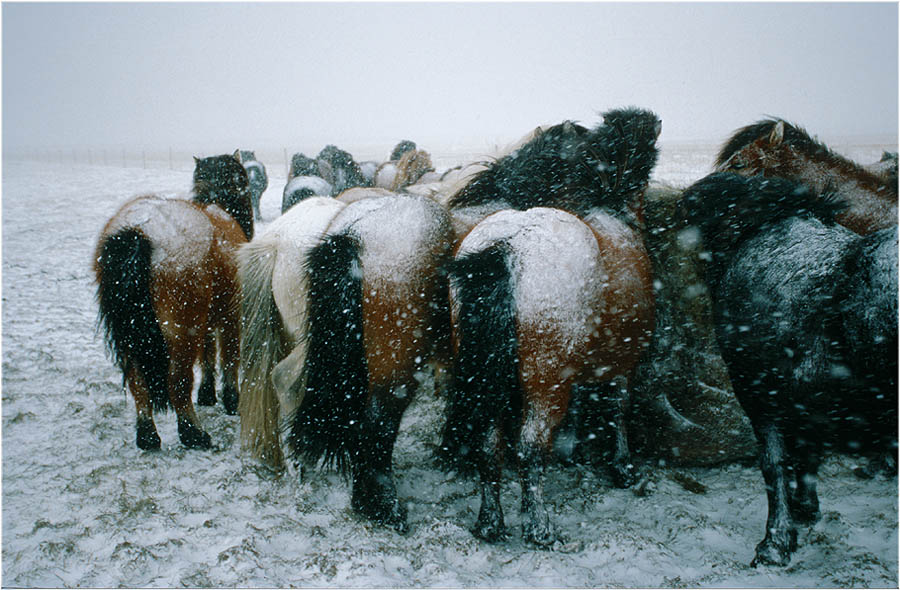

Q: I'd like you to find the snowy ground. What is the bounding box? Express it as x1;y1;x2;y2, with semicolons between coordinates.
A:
2;141;897;587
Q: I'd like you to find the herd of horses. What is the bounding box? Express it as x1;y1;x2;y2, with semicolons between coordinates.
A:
93;109;898;567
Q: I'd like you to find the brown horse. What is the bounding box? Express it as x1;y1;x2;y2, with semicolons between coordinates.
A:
95;152;253;450
440;107;660;547
239;192;454;532
715;118;898;234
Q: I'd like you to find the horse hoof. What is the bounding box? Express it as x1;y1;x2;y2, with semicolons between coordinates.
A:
177;417;212;449
352;492;408;533
472;521;508;544
751;538;793;567
136;418;161;451
523;523;559;549
611;463;638;488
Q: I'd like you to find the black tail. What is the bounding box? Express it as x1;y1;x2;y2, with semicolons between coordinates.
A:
96;228;169;412
287;233;367;475
440;243;520;475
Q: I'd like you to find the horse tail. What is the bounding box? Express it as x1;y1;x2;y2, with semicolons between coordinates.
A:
680;173;847;265
287;232;368;475
236;236;287;468
440;242;520;475
95;228;170;413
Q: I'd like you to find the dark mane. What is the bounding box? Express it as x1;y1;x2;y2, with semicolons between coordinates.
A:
717;118;834;168
448;107;660;219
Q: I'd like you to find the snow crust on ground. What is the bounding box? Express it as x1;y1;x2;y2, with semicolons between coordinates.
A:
2;140;897;587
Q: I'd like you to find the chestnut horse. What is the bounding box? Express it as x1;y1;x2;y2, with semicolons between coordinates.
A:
715;118;898;235
95;152;253;450
678;172;898;567
238;192;454;532
441;107;661;547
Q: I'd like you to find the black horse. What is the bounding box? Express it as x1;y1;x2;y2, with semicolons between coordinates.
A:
677;172;898;567
240;150;268;222
316;144;370;195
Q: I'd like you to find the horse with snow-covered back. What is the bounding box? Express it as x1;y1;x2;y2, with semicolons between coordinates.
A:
677;172;897;567
440;107;661;547
715;117;897;235
282;153;332;214
238;189;454;532
240;150;268;221
94;152;254;450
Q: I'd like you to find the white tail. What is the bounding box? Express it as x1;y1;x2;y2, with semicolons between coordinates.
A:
237;236;288;469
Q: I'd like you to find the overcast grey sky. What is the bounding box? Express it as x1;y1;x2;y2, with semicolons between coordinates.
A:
3;2;897;152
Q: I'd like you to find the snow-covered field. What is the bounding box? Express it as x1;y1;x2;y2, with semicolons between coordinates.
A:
2;141;897;587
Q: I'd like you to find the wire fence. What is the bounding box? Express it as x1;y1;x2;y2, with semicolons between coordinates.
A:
3;143;503;176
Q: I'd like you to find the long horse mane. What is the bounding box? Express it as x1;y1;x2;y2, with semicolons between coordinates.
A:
716;117;862;172
448;107;660;220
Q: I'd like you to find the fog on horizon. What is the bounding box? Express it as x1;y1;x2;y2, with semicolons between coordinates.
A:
3;2;898;155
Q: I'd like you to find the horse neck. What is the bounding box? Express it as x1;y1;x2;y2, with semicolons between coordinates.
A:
778;147;898;234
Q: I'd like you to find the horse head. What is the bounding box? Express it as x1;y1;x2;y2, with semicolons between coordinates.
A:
192;151;254;240
714;119;801;176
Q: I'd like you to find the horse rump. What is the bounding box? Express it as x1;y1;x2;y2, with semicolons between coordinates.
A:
94;227;169;414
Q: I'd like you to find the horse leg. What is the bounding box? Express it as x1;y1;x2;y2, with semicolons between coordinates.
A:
787;432;821;524
752;422;797;567
350;384;409;533
572;379;636;487
196;332;217;407
472;424;507;543
599;377;636;488
218;309;241;416
169;345;212;450
518;395;569;548
126;367;161;451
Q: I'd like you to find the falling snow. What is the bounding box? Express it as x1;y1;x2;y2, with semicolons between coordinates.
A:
2;141;896;587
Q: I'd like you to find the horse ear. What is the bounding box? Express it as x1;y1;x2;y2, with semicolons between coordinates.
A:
768;121;785;146
194;156;200;165
233;150;242;163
